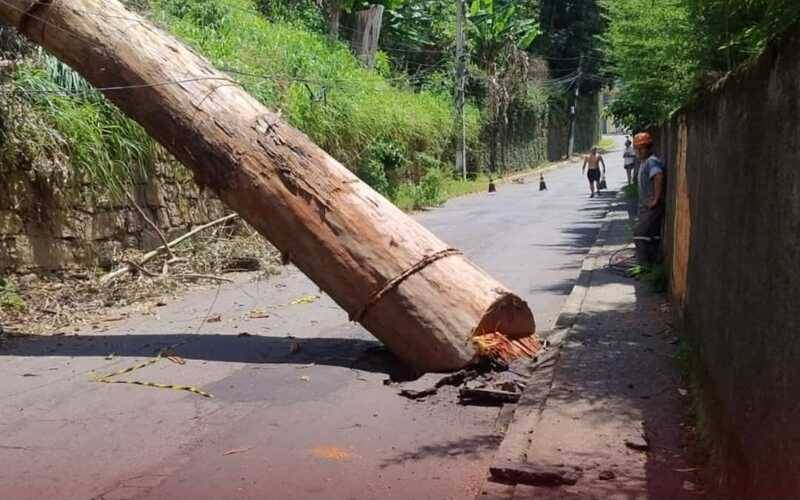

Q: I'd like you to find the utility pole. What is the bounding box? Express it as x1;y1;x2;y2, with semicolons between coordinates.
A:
455;0;467;180
567;55;583;158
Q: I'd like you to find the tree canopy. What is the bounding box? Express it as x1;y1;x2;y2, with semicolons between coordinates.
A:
602;0;800;131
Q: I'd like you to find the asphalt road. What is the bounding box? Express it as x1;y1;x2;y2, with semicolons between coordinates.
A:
0;137;629;500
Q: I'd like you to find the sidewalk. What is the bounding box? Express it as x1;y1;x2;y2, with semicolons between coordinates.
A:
480;210;702;499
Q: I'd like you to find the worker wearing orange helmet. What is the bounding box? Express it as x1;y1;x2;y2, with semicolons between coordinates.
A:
633;132;666;265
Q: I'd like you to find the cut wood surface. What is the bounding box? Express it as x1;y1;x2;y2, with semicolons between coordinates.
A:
0;0;536;371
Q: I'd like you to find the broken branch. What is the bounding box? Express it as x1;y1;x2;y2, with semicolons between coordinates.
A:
99;214;239;286
125;190;175;261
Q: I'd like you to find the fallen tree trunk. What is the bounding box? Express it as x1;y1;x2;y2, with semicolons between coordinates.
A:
0;0;536;372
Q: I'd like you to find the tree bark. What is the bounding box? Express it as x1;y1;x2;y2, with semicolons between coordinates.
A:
350;5;384;69
0;0;536;372
327;4;341;41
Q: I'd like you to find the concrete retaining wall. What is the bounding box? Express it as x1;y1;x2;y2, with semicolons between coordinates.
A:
659;27;800;497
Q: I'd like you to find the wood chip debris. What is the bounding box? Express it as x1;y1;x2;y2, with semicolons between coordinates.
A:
394;343;555;406
473;332;542;364
458;388;521;406
247;308;270;319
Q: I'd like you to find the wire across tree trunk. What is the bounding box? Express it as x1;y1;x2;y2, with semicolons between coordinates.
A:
0;0;537;372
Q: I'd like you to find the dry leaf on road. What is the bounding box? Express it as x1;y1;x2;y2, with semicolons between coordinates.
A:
248;308;270;319
290;295;319;305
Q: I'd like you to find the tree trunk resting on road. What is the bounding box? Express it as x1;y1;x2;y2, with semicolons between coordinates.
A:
0;0;538;372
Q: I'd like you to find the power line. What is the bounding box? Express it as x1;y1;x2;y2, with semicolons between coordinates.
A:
1;76;237;95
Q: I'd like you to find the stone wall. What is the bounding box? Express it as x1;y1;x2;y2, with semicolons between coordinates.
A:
0;161;227;274
658;27;800;498
547;92;602;161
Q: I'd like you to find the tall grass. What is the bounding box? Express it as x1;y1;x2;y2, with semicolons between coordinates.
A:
150;0;480;171
2;0;479;206
7;54;157;199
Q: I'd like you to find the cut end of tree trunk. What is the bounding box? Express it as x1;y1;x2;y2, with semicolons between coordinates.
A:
474;293;536;340
473;332;543;364
471;293;540;364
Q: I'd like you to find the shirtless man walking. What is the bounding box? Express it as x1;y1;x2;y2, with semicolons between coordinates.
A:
581;147;606;198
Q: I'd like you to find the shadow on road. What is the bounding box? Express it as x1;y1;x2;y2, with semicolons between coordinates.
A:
1;332;419;379
380;434;502;469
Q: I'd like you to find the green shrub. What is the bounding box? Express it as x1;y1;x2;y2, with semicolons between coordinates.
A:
415;166;446;207
0;277;26;312
413;152;442;175
363;140;408;174
254;0;325;32
629;262;669;293
622;183;639;201
360;139;408;194
163;0;231;30
358;159;391;196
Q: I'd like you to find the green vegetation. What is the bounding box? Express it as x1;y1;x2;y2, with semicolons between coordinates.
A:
629;262;668;293
1;0;605;210
8;55;157;198
602;0;800;130
0;277;26;312
601;0;696;131
687;0;800;74
622;182;638;201
153;0;480;171
595;136;615;152
0;0;486;207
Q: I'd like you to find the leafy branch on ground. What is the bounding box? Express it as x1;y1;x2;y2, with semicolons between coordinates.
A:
622;183;638;201
628;262;668;293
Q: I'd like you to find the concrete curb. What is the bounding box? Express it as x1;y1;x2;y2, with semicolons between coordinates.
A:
478;209;618;499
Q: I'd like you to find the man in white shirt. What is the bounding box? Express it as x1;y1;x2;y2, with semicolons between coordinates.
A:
623;137;636;185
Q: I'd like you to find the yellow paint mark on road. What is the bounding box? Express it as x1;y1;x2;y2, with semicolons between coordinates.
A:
312;446;353;462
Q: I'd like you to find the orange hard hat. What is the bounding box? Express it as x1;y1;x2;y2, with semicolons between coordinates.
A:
633;132;653;147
